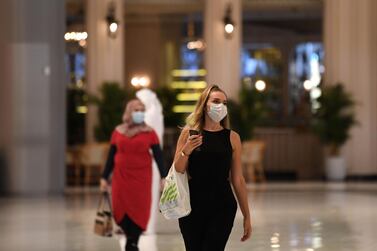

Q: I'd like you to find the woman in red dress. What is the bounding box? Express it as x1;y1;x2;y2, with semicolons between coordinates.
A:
100;99;167;251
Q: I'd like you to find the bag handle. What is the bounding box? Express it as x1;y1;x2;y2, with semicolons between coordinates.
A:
97;191;113;213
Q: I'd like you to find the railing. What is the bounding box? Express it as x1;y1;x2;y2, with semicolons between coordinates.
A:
162;127;324;180
253;127;323;179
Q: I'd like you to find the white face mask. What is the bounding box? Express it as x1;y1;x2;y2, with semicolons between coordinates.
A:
207;103;227;123
131;111;145;124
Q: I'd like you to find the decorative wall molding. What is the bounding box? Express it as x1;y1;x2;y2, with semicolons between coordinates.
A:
124;0;322;15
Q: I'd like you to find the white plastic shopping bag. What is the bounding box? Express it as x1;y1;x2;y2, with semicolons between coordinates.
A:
159;163;191;219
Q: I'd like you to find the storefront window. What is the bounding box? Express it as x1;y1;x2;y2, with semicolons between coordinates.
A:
241;44;284;125
289;42;324;120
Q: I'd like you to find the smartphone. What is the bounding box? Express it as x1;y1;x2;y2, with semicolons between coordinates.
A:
189;129;200;136
189;130;201;151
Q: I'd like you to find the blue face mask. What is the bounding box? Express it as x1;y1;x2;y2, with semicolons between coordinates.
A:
131;111;145;124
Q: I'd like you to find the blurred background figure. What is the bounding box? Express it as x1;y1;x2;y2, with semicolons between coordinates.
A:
136;88;164;237
100;99;167;251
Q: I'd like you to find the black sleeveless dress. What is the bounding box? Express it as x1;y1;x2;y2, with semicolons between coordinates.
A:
178;128;237;251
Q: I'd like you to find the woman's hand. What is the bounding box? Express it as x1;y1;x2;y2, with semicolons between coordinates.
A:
100;178;109;192
182;134;203;155
241;216;252;241
174;129;202;173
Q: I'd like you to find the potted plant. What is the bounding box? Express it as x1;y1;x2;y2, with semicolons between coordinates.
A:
228;82;269;141
90;82;135;142
227;82;270;182
311;83;357;181
155;86;184;128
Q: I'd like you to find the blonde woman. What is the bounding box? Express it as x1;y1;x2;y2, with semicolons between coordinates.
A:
174;85;252;250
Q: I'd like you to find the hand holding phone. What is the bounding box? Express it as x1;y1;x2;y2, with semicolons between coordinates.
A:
189;130;201;151
189;130;200;136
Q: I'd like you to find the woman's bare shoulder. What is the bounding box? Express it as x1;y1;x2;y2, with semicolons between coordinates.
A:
230;130;241;140
230;130;241;150
115;124;123;131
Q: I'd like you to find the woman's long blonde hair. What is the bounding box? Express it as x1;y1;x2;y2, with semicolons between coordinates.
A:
185;85;230;131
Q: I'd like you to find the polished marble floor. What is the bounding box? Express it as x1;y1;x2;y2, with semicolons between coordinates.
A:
0;182;376;251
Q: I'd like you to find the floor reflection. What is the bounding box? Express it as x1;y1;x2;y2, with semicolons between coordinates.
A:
0;183;376;251
117;234;159;251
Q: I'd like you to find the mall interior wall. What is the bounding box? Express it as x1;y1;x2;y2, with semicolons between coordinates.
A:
0;0;66;195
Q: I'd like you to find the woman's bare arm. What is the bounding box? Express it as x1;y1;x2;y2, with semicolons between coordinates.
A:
173;128;202;173
230;130;252;241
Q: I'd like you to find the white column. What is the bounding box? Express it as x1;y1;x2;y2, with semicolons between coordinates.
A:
204;0;242;100
86;0;125;142
324;0;377;176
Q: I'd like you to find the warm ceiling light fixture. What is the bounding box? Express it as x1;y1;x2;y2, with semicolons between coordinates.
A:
106;2;119;38
255;80;266;92
64;32;88;41
131;75;151;88
185;18;206;51
223;3;235;39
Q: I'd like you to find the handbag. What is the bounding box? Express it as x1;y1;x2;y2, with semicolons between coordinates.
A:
159;163;191;220
94;191;113;237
